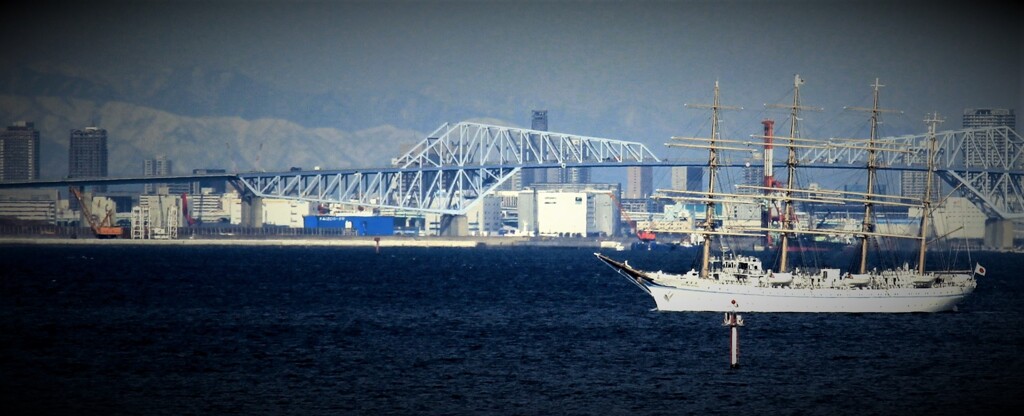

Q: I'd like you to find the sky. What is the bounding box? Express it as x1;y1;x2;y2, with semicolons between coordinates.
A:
2;0;1021;187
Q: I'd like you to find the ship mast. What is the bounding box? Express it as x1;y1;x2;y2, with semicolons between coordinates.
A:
685;81;741;278
917;113;942;274
702;82;723;279
766;74;821;272
851;78;900;274
779;77;801;271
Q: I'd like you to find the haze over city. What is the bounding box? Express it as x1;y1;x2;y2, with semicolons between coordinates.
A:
1;0;1020;189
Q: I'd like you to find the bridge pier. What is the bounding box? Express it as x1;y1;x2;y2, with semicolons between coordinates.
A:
983;218;1014;250
241;195;263;228
439;214;468;237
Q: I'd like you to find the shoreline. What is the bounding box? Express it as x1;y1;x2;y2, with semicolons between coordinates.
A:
0;235;611;248
3;236;1015;253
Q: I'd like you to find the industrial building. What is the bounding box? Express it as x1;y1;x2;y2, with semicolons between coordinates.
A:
260;198;312;228
184;190;233;224
907;196;986;240
414;194;504;236
465;194;503;235
0;189;59;223
516;183;619;237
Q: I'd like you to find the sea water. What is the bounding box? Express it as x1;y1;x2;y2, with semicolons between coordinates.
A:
1;244;1021;415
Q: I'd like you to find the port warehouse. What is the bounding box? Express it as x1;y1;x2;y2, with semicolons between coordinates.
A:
303;215;395;236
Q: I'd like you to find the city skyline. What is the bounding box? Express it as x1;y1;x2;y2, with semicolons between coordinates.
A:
0;1;1020;189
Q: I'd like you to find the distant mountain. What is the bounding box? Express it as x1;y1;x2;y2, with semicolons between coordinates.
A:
0;63;539;182
0;61;634;185
0;94;427;179
1;63;477;131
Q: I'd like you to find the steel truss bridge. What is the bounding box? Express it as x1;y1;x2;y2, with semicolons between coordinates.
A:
798;126;1024;220
235;122;660;215
233;123;1024;220
2;122;1022;220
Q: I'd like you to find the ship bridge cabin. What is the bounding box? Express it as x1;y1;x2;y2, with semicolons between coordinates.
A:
712;254;766;280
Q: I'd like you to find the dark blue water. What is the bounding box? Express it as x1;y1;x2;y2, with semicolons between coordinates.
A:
1;244;1022;415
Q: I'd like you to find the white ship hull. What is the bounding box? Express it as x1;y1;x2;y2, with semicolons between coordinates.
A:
646;281;974;313
595;253;977;313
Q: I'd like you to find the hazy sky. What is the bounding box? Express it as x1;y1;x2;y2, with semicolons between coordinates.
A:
3;0;1021;184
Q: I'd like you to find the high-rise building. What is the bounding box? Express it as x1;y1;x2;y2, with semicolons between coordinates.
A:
531;109;548;131
670;167;686;190
626;166;652;199
0;121;40;182
143;155;189;195
562;165;591;185
143;155;171;194
962;108;1016;167
532;110;557;183
499;170;524;192
531;110;559;184
963;108;1015;130
903;108;1016;199
667;167;684;190
68;127;108;192
671;166;704;192
739;160;765;195
671;165;704;191
688;167;704;192
527;110;591;184
501;111;548;191
532;109;548;130
901;170;940;201
561;163;591;184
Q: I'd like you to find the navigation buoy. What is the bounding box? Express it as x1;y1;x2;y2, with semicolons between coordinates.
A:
723;299;744;369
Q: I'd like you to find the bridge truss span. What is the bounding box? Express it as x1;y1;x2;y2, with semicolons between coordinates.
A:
236;166;518;215
237;122;659;215
799;126;1024;219
393;122;659;168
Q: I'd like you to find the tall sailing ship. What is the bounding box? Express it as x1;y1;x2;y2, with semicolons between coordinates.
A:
596;76;980;313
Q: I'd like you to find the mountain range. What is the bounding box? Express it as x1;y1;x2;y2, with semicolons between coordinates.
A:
0;63;490;179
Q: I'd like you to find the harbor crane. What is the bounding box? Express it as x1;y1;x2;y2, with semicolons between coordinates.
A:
610;192;656;243
69;186;123;238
